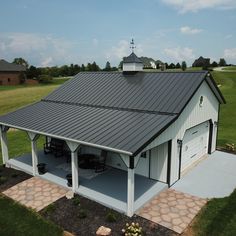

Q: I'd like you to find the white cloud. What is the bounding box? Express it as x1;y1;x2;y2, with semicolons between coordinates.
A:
162;0;236;13
41;57;53;67
0;32;76;66
92;38;98;46
164;47;195;62
180;26;203;35
106;40;143;60
225;34;233;39
224;48;236;60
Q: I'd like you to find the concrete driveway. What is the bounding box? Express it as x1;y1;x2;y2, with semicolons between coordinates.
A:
172;151;236;198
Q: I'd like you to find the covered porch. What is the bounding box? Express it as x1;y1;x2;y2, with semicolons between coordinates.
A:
6;150;167;213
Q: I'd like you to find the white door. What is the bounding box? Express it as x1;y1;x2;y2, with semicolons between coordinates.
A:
150;142;168;182
181;121;209;172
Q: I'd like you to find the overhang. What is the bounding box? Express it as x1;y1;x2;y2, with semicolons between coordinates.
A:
0;101;176;156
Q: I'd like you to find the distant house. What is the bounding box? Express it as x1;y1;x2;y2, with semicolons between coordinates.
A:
0;52;225;216
0;59;26;85
192;56;210;68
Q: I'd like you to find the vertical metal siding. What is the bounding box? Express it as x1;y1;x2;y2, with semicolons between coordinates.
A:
144;81;219;185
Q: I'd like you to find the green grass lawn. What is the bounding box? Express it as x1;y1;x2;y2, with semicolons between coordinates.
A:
193;189;236;236
0;194;62;236
211;71;236;147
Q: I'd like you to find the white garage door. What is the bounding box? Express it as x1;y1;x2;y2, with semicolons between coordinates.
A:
181;121;209;172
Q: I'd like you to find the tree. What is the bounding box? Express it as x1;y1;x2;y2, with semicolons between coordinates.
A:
169;63;175;69
104;61;111;71
165;63;169;69
219;58;227;67
176;63;181;69
12;57;29;68
81;64;86;71
90;62;100;71
26;65;40;79
211;61;218;68
181;61;187;71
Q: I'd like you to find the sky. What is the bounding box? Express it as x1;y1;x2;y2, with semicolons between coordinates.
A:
0;0;236;67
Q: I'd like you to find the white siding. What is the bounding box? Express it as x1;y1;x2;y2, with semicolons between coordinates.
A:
144;81;219;185
123;63;143;72
150;142;168;182
135;151;150;177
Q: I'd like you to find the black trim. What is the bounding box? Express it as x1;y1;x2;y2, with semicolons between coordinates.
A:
208;119;213;154
129;156;134;169
216;103;221;150
148;150;151;179
167;140;172;186
207;73;226;104
177;139;183;180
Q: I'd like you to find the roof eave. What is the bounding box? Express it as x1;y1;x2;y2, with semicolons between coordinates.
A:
0;121;133;156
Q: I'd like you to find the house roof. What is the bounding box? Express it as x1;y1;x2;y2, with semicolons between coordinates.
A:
123;52;143;64
0;71;225;156
0;59;26;72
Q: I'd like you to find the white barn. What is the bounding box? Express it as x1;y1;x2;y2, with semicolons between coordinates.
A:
0;52;225;216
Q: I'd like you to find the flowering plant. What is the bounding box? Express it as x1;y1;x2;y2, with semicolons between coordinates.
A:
121;222;143;236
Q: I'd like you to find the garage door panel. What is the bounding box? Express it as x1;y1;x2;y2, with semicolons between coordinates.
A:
181;121;209;172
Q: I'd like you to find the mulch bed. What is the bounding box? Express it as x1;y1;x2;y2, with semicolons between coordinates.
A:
0;165;177;236
0;165;31;192
40;195;177;236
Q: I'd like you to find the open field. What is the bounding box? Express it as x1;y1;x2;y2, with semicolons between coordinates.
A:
211;71;236;147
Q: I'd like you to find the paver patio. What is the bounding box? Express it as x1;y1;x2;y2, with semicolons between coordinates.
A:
3;176;67;211
137;189;207;234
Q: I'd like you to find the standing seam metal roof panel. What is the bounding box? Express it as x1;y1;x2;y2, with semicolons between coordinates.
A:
0;101;177;154
44;71;209;114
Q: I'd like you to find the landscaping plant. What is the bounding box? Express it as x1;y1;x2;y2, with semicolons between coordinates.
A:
122;222;143;236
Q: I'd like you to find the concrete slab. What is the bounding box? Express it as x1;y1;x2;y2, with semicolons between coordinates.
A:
172;151;236;198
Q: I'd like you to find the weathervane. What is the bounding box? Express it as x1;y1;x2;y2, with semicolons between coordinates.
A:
130;38;136;53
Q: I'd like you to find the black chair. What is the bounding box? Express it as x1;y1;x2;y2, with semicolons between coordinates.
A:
93;150;107;173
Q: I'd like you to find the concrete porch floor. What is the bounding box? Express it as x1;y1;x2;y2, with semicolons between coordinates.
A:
172;151;236;198
7;150;167;213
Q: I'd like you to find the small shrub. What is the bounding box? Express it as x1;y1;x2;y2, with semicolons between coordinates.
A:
11;172;18;178
38;74;53;84
0;176;8;185
122;222;143;236
78;209;87;219
106;211;118;223
42;203;56;214
72;196;80;206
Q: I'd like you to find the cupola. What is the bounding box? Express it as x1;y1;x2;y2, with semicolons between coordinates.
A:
122;39;143;73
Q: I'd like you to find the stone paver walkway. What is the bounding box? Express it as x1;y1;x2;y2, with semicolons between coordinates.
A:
3;177;67;211
137;189;207;234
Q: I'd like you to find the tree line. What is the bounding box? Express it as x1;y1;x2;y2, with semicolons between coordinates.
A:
12;58;118;82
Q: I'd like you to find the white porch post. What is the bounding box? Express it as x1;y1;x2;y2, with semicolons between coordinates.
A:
27;132;40;176
66;141;80;192
0;126;9;165
120;154;138;217
127;166;135;217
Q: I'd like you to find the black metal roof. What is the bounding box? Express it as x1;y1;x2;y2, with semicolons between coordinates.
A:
0;71;225;155
0;59;26;72
0;101;176;155
123;52;143;64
